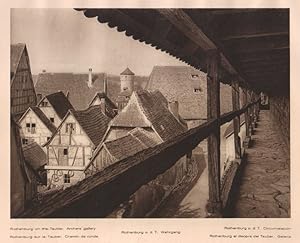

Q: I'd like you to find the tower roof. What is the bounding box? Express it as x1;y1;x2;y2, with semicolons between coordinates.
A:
120;67;135;75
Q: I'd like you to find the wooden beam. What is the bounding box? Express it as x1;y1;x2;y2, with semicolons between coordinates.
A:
206;50;222;217
221;31;288;41
158;9;216;50
232;80;241;159
238;55;289;64
232;45;289;55
242;88;251;147
158;9;242;77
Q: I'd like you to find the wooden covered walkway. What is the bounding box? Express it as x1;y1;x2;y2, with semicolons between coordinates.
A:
232;110;290;217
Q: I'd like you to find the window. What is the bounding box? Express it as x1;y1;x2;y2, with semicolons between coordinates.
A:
31;123;36;134
194;88;202;93
26;123;36;133
26;123;31;132
66;123;76;133
64;174;70;183
41;101;48;107
123;87;128;91
50;117;54;123
191;74;199;79
22;138;28;145
63;149;68;155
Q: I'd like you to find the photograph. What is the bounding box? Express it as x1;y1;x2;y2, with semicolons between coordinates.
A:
10;8;290;220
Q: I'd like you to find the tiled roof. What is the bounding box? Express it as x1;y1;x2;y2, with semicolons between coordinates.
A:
72;106;111;147
43;91;74;120
35;72;120;110
22;142;47;170
104;128;159;161
111;90;187;142
146;66;207;120
111;101;150;128
129;128;160;147
146;66;233;120
35;73;148;110
30;107;56;134
135;90;187;141
11;43;26;82
120;67;135;75
89;92;117;118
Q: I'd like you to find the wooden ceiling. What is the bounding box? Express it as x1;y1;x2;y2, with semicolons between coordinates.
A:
76;9;289;95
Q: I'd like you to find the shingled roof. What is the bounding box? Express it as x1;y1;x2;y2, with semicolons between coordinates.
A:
146;66;207;120
111;90;187;142
23;142;47;171
20;107;56;134
11;43;26;82
89;128;160;167
35;72;120;110
146;66;233;120
71;106;111;147
88;92;117;118
40;91;74;120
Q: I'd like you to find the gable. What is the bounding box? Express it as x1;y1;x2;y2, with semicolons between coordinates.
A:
19;108;53;133
111;93;151;128
47;112;92;146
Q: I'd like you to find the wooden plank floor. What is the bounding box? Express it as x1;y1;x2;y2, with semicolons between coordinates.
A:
233;110;290;218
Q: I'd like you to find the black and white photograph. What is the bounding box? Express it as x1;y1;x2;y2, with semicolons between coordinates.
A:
9;8;291;220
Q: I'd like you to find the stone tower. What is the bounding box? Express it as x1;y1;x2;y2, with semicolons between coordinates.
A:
120;67;135;93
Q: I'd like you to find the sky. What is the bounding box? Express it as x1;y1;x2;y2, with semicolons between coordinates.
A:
11;8;187;76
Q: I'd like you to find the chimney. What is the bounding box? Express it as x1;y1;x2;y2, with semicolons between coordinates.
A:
100;97;106;114
168;101;179;119
103;73;107;95
88;68;93;88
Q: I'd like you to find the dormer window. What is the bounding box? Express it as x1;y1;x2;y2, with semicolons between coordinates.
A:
191;74;199;79
123;87;128;91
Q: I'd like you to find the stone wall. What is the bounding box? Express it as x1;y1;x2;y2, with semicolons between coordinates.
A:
269;95;290;151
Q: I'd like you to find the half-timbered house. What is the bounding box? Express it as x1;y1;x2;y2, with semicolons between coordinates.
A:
11;43;37;116
37;91;74;128
44;105;111;188
18;106;56;147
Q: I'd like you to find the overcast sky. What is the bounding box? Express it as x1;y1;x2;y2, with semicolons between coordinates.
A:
11;8;186;76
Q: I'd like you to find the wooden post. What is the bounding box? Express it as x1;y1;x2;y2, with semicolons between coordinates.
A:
254;93;260;122
206;50;222;217
242;88;251;148
248;90;255;135
47;146;49;164
231;79;241;160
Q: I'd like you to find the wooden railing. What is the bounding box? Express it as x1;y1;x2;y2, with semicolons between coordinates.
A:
20;98;259;218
